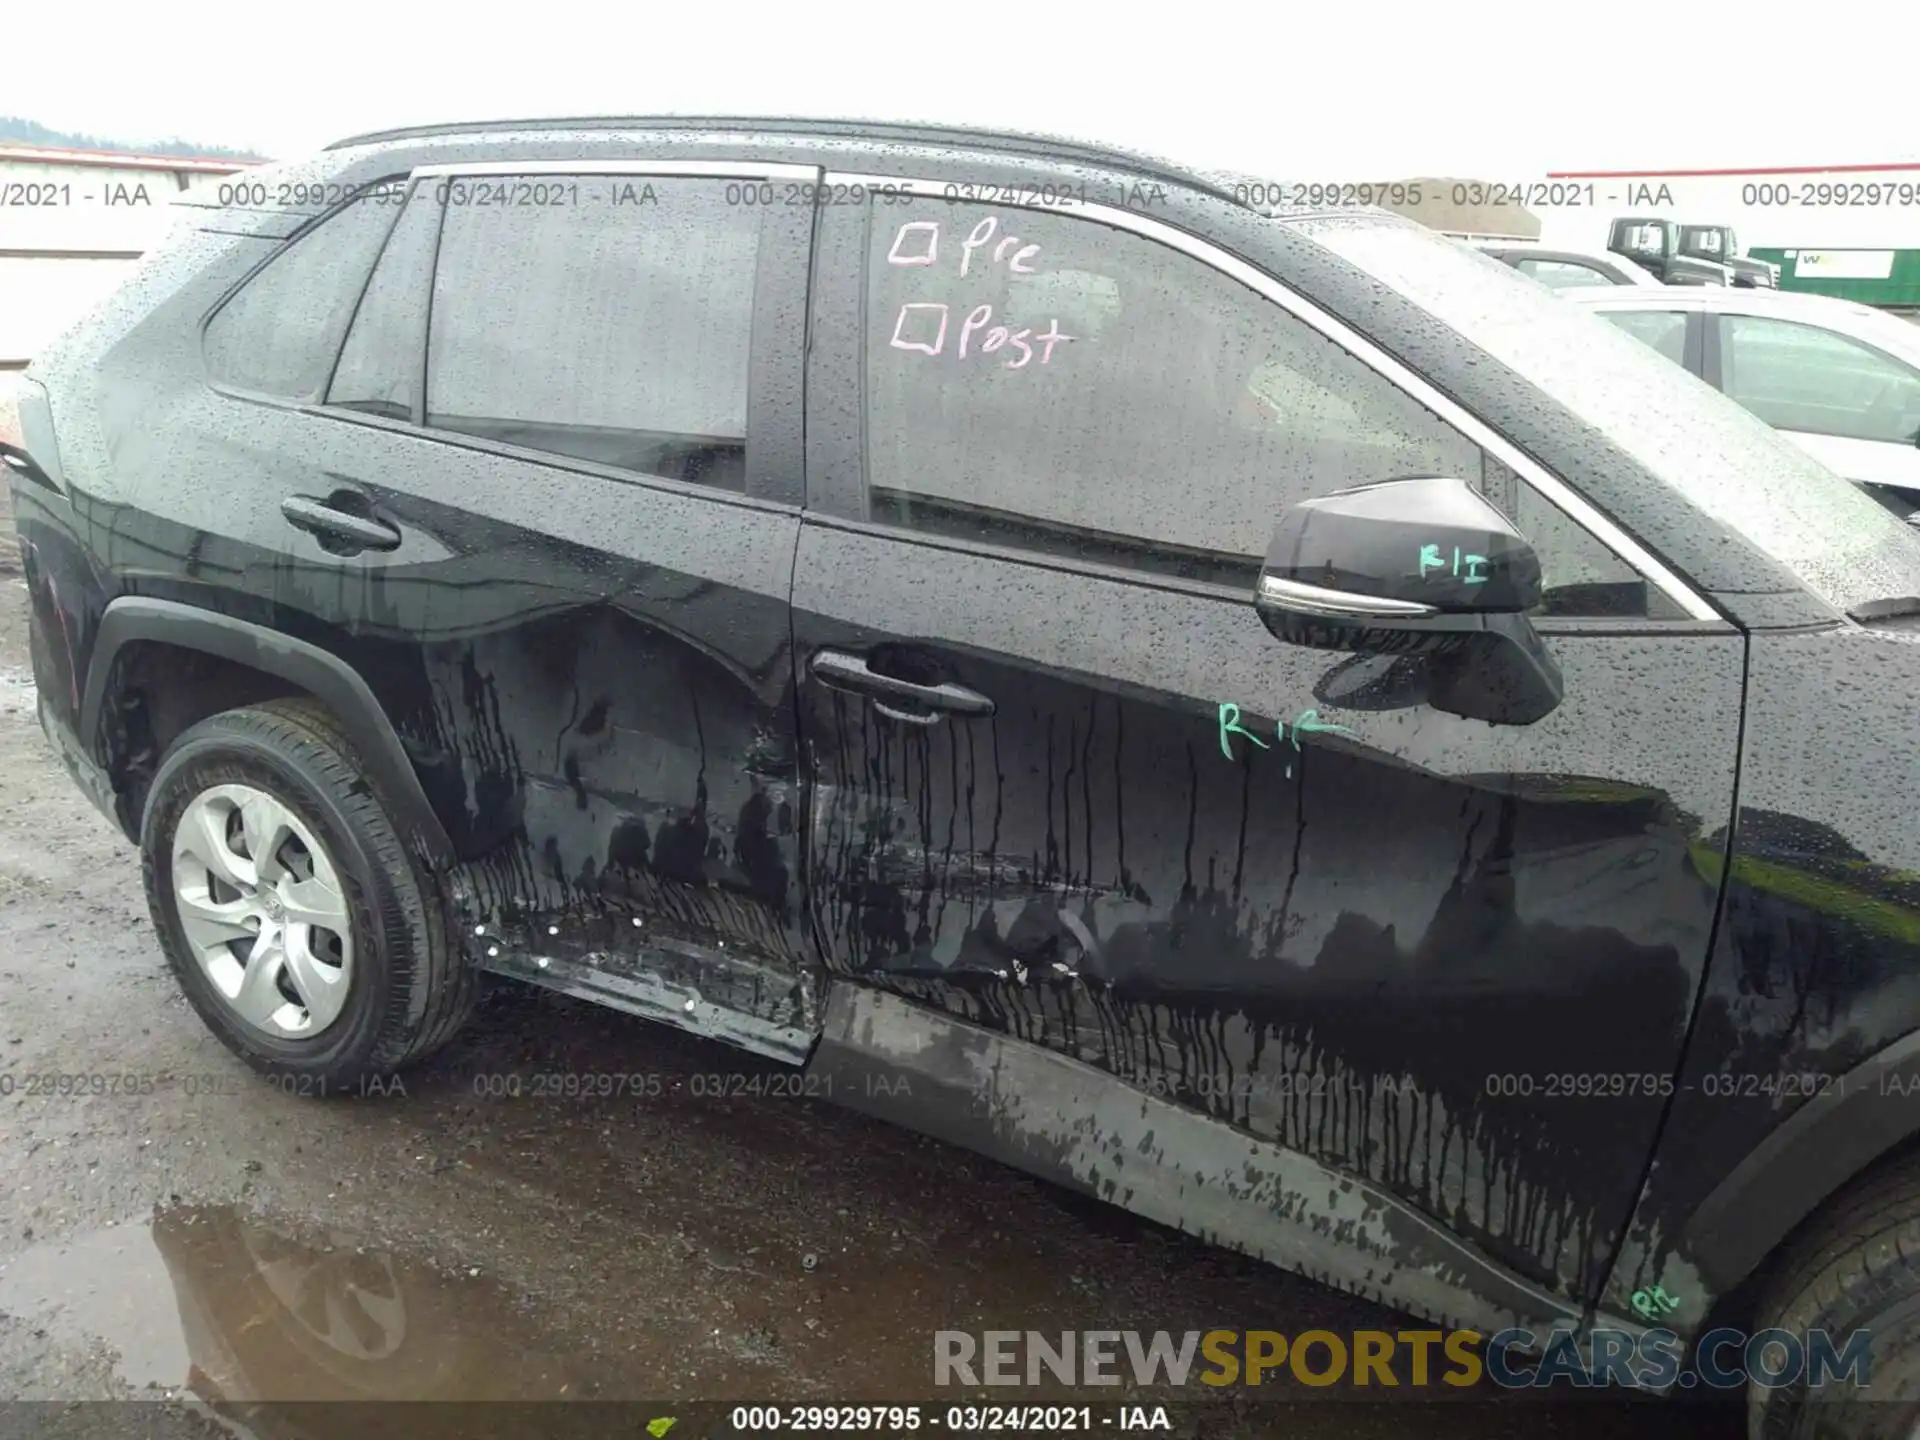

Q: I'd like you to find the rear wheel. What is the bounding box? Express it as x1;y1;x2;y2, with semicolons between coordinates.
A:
141;698;474;1088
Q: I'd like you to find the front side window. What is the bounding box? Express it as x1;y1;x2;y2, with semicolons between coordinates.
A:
203;185;405;400
1597;309;1689;367
425;176;760;488
1296;212;1920;617
1720;315;1920;445
860;198;1668;615
1612;223;1667;260
864;198;1477;581
1683;227;1725;257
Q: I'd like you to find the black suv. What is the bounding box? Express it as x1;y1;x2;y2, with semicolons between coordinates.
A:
11;117;1920;1435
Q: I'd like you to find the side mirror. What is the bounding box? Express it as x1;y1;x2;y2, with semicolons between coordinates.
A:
1254;476;1564;726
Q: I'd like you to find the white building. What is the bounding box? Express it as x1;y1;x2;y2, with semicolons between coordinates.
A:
0;144;259;370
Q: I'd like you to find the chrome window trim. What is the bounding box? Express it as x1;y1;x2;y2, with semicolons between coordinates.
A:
1258;576;1439;619
410;159;818;181
827;169;1722;624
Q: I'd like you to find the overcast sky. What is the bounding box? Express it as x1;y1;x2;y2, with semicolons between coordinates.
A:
11;3;1919;176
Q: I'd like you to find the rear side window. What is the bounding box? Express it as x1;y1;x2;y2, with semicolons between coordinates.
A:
203;186;404;401
423;176;760;489
1597;309;1689;367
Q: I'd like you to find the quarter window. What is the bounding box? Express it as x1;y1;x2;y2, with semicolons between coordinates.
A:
424;176;760;488
204;185;405;400
860;198;1674;616
1720;315;1920;445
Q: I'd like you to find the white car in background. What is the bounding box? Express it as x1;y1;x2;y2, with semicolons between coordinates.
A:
1566;284;1920;519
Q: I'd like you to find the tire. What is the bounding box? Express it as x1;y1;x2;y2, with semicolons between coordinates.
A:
1749;1148;1920;1439
141;697;474;1089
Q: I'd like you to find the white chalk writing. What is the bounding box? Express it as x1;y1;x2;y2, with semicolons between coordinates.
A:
887;302;1073;367
890;302;949;356
888;217;1042;279
887;221;941;267
885;216;1075;369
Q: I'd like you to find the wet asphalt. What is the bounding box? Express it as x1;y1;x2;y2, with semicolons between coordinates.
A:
0;488;1742;1439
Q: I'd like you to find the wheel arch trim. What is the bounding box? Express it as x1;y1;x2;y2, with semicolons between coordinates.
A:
80;596;455;860
1680;1026;1920;1294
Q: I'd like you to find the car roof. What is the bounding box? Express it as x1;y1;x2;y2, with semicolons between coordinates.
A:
323;113;1278;215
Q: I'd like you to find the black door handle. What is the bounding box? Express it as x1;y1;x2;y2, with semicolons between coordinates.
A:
282;494;403;553
811;650;995;720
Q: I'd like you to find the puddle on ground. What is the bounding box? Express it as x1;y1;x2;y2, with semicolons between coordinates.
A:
0;1200;1743;1440
0;1204;612;1407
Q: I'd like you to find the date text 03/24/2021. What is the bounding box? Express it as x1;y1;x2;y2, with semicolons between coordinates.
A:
727;1406;1172;1432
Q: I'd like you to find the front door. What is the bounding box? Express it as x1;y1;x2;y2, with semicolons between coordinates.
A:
793;182;1744;1301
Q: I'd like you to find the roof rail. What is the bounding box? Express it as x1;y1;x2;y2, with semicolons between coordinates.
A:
322;114;1253;208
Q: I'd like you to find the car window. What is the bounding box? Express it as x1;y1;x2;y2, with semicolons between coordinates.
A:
1613;223;1667;261
1515;258;1617;291
1596;309;1689;366
862;198;1674;617
326;182;442;421
424;176;759;489
1720;314;1920;445
203;184;406;401
1298;213;1920;617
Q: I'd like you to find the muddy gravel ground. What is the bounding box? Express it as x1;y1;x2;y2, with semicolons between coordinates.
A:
0;486;1740;1439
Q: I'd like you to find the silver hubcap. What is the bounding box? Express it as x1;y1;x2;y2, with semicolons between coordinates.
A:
171;783;354;1038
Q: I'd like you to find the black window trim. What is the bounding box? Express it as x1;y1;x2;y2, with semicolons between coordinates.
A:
819;170;1720;625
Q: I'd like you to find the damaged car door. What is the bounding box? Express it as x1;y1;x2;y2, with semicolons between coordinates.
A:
176;162;820;1060
793;183;1743;1309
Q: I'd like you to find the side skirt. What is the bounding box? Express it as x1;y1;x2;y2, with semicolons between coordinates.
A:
806;983;1655;1356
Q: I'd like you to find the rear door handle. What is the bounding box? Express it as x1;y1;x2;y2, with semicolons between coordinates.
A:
811;650;995;720
281;495;403;553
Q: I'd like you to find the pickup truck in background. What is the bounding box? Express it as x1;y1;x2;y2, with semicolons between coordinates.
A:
1607;216;1733;285
1677;224;1779;288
